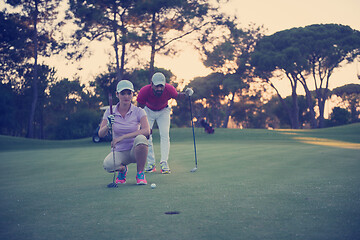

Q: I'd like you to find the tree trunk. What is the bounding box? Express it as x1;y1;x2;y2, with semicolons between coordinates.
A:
350;99;358;123
149;47;156;82
299;76;317;128
267;80;294;128
223;92;235;128
112;6;121;82
291;90;300;129
120;38;125;80
149;12;157;83
314;70;332;128
40;105;44;139
27;0;39;138
270;74;300;129
317;90;328;128
286;73;300;129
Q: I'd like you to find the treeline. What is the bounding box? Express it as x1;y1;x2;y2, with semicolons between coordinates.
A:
1;1;360;139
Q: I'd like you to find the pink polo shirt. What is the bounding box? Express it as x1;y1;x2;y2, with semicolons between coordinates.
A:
103;103;146;151
137;84;178;111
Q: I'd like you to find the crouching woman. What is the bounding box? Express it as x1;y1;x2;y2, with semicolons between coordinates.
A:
98;80;150;185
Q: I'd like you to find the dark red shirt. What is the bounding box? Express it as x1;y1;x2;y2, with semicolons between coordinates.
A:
137;84;178;111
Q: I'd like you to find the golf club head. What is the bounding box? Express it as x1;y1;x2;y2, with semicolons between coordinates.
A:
107;182;118;188
190;167;197;172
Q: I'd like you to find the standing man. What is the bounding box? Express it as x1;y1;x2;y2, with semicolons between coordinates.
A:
137;72;193;174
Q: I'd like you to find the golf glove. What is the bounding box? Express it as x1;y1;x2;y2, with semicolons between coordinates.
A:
107;115;115;129
185;88;194;96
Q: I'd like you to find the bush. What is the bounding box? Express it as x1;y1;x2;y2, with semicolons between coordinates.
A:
46;109;101;140
328;107;351;127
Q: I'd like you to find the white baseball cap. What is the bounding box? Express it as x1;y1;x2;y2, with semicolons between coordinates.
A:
116;80;134;93
151;72;166;86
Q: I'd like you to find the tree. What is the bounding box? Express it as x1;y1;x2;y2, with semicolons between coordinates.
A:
68;0;141;84
264;95;313;129
183;73;226;127
198;18;264;127
230;93;266;129
252;30;307;129
171;95;190;127
301;24;360;128
134;0;213;81
0;63;57;137
252;24;360;129
0;11;32;85
331;84;360;123
1;8;68;137
4;0;63;138
0;83;17;135
329;107;351;127
45;78;101;139
23;64;57;138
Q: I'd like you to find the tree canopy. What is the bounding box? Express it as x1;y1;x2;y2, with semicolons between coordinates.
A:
252;24;360;128
2;3;360;139
197;18;264;127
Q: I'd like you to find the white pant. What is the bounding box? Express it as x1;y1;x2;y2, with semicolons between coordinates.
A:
145;106;171;164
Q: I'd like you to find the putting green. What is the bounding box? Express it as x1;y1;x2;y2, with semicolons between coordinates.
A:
1;124;359;240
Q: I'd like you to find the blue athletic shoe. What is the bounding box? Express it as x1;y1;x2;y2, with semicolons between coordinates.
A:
116;166;127;184
136;171;147;185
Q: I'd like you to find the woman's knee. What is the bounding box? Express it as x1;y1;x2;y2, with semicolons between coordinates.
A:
134;135;149;146
103;161;113;172
103;153;114;172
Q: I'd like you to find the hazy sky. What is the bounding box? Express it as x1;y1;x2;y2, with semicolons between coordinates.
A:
154;0;360;94
48;0;360;94
222;0;360;34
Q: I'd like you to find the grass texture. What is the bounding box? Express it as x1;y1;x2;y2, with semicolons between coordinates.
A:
1;123;360;240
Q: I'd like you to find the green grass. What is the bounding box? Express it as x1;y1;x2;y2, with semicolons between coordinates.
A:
1;123;360;240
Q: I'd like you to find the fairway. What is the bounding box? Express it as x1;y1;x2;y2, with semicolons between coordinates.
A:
1;124;360;240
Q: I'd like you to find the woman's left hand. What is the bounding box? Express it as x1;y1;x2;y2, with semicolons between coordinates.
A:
111;136;124;148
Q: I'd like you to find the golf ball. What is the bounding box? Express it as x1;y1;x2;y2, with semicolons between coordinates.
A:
151;183;156;189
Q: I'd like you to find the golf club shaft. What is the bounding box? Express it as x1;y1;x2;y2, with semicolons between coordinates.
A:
109;93;116;184
189;96;198;168
112;140;116;183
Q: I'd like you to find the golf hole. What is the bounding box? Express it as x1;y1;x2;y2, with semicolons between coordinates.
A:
164;211;180;215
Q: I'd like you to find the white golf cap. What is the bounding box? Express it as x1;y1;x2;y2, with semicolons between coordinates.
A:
116;80;134;92
151;72;166;86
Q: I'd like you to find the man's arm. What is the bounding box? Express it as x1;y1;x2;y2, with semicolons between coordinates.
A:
176;88;194;100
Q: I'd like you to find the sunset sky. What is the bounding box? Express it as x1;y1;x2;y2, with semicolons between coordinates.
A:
42;0;360;95
158;0;360;88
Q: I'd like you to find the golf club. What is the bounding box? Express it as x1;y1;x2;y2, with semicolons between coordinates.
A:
107;93;118;188
189;96;198;172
